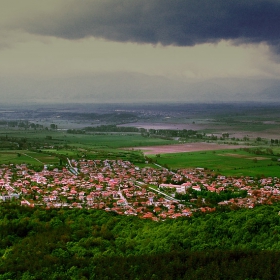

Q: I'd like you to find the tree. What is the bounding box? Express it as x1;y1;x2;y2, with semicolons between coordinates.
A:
50;124;57;130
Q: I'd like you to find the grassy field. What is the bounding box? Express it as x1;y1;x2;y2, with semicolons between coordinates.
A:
1;130;176;148
0;150;59;166
41;147;145;163
65;133;176;148
149;148;280;177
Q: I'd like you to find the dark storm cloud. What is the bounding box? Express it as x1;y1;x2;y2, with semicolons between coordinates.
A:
17;0;280;48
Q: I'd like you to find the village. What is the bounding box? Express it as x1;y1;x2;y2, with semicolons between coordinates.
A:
1;159;280;221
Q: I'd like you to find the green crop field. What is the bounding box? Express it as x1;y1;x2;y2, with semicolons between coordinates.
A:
64;133;175;148
41;147;145;163
0;150;59;166
1;130;175;148
149;148;280;177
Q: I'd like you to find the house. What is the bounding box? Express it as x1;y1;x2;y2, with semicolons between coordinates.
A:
192;185;201;192
117;199;126;206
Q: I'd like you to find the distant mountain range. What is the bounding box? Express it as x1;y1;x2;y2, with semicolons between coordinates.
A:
1;72;280;104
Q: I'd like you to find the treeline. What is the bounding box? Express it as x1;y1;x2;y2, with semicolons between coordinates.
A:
0;135;61;150
271;139;280;145
0;135;28;150
67;125;200;138
85;125;139;133
0;133;69;151
68;125;140;134
241;147;280;157
0;120;44;130
145;128;201;139
81;150;145;164
66;125;246;142
0;203;280;279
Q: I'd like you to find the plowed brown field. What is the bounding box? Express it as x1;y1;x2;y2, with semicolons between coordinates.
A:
132;143;249;155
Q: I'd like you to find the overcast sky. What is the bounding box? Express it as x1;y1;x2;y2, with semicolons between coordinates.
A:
2;0;280;104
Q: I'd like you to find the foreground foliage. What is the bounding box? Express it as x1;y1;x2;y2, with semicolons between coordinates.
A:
0;203;280;279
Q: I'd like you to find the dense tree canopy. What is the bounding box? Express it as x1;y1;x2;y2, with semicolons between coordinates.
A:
0;202;280;279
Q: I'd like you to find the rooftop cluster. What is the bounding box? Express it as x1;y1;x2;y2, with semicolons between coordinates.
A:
1;159;280;221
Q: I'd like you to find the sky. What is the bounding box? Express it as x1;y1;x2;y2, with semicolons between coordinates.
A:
2;0;280;104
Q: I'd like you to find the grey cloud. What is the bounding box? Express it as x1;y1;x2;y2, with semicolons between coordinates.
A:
15;0;280;48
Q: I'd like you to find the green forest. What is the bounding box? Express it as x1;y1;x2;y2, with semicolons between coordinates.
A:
1;202;280;279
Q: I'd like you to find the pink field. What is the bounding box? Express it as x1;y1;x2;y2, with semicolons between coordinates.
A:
132;143;248;155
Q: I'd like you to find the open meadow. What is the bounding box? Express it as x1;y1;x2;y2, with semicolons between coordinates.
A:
0;150;59;166
148;148;280;177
